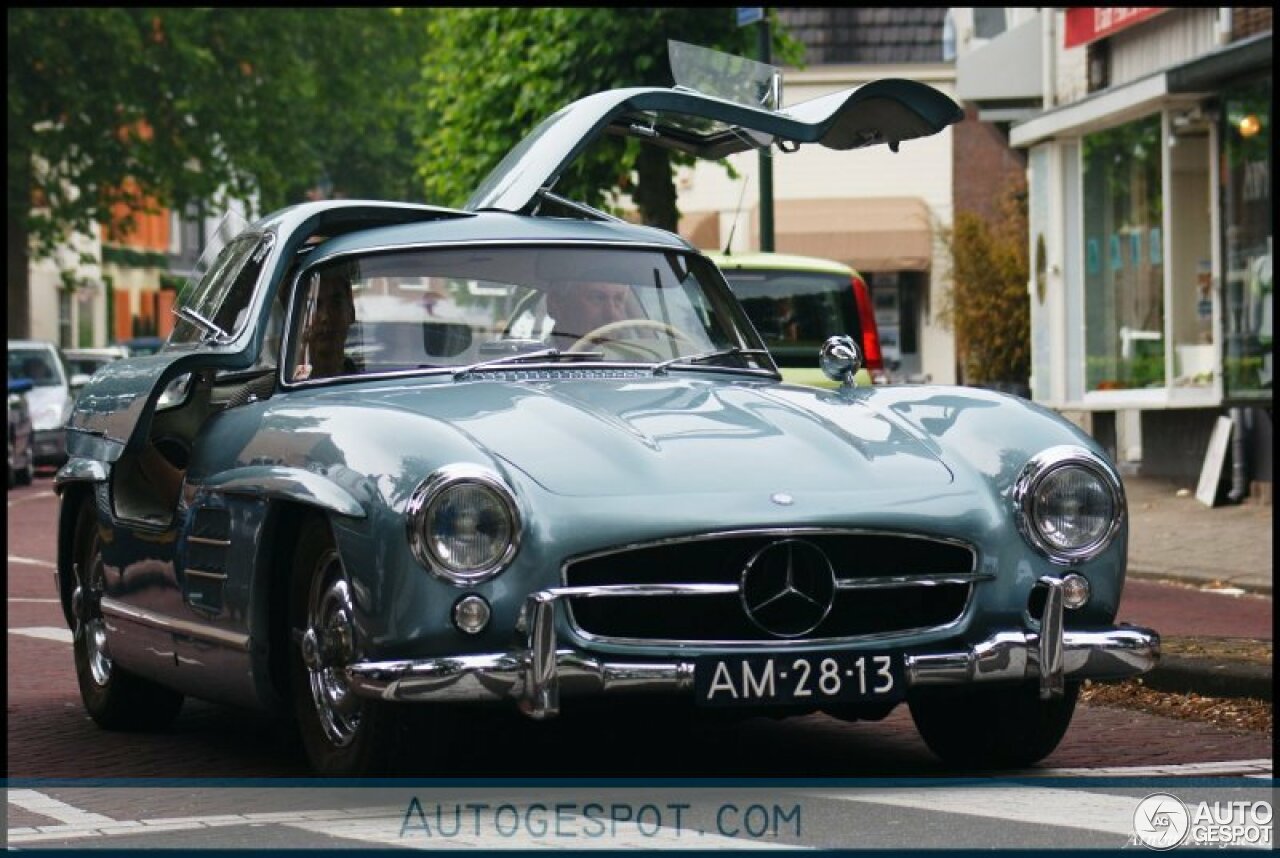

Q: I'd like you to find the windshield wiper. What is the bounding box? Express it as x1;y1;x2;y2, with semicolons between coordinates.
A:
651;347;773;376
452;348;605;381
174;305;230;342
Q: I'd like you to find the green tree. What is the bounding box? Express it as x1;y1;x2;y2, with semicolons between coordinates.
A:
416;8;800;229
941;178;1031;387
7;8;431;337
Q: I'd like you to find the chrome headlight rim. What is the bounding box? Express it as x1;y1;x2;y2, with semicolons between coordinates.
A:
1013;446;1125;565
406;464;522;586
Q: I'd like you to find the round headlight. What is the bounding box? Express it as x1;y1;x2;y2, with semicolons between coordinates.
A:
1015;447;1123;563
407;465;521;585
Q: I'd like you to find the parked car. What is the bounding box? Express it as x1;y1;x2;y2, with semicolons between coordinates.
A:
8;377;35;487
63;346;130;380
7;339;75;467
120;336;165;357
709;252;883;387
54;69;1157;776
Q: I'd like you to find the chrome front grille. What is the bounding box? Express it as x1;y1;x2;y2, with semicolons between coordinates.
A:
561;530;983;645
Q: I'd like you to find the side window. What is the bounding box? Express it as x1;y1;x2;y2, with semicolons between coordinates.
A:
170;234;272;344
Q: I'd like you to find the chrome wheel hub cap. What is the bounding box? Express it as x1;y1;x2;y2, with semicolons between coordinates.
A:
74;557;112;687
305;552;361;747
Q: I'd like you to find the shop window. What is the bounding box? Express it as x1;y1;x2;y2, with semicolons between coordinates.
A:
1082;115;1165;392
77;291;95;347
1221;79;1271;399
58;290;73;349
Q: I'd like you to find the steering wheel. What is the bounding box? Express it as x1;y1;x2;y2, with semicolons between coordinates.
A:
568;319;700;360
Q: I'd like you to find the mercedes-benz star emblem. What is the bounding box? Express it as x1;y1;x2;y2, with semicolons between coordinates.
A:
740;539;836;638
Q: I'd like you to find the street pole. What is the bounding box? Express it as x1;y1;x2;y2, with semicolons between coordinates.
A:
758;10;775;252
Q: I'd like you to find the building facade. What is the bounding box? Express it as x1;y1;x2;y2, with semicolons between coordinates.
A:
23;198;229;351
675;8;961;384
956;7;1272;498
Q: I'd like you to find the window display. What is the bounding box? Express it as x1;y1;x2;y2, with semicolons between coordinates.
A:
1082;116;1165;392
1221;79;1271;398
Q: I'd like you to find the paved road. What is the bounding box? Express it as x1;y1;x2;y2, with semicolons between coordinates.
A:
6;781;1275;850
6;477;1273;785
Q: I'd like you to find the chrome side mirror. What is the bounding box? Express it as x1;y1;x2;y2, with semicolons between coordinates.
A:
156;372;195;411
819;335;862;387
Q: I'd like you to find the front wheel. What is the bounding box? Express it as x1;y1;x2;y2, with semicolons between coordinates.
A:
908;682;1080;770
71;499;184;730
290;516;413;776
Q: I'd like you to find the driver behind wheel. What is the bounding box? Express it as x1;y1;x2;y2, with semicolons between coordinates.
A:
546;280;634;350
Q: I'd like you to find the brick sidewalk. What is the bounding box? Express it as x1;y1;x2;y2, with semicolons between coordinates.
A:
1123;475;1274;594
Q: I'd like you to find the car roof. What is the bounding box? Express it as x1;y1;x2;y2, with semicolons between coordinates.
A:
306;210;694;268
706;252;856;277
7;339;59;351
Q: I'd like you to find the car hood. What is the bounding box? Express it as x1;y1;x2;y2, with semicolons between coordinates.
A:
373;376;953;498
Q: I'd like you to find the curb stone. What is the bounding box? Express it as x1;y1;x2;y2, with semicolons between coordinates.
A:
1127;565;1273;597
1143;655;1273;702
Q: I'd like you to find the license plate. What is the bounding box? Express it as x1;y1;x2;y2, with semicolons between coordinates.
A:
694;652;904;707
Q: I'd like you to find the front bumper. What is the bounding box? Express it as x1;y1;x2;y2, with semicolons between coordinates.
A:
345;578;1160;718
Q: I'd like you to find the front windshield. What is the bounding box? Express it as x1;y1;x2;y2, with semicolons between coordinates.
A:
8;348;67;388
285;246;772;383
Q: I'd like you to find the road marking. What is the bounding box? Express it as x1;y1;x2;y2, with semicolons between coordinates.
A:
811;785;1140;836
8;554;57;569
9;626;73;644
1034;759;1273;777
7;490;56;508
9;597;61;603
288;813;801;850
7;790;115;826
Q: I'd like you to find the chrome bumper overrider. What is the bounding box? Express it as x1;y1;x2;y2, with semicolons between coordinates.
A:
345;578;1160;719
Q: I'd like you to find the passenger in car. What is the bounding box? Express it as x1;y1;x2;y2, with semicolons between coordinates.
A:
546;280;633;350
293;267;358;380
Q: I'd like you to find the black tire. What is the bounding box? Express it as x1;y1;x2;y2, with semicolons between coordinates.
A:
290;515;411;776
72;498;185;731
909;682;1080;770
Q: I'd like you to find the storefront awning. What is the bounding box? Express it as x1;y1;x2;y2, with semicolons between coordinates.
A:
753;197;934;271
1010;32;1272;147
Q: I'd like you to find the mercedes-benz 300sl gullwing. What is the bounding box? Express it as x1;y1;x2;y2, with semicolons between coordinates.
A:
54;63;1158;776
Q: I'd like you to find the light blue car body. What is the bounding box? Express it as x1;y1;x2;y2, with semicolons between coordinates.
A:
53;74;1154;769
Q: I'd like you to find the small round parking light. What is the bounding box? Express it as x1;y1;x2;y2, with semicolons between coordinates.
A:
453;595;491;635
1061;573;1090;609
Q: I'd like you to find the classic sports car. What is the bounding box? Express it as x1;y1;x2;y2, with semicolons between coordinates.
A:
55;66;1158;776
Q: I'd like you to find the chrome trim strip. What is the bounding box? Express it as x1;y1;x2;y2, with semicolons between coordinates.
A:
344;626;1160;709
1037;575;1065;699
559;528;980;647
100;597;250;651
184;568;228;581
835;572;994;590
546;583;741;598
188;536;231;547
563;527;979;569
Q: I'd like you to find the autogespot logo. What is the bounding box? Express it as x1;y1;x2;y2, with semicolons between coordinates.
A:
1133;793;1190;850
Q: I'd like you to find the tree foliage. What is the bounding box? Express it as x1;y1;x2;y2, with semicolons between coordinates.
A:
416;8;801;229
940;178;1031;386
7;8;430;335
